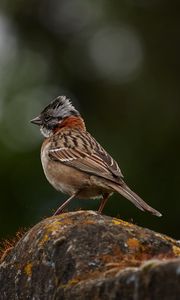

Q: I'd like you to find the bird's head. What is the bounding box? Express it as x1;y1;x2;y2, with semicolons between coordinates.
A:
30;96;80;137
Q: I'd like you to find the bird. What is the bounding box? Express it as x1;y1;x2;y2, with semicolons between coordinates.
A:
30;95;162;217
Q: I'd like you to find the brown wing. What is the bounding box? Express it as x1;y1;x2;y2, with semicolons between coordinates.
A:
48;129;123;183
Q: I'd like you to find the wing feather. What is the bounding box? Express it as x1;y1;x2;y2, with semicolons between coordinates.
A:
48;129;123;183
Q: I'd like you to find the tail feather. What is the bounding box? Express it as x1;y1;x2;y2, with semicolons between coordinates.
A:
108;182;162;217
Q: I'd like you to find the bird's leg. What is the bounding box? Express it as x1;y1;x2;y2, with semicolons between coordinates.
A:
53;192;78;216
97;193;110;213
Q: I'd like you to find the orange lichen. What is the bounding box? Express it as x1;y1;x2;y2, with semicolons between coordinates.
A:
98;246;137;271
127;238;140;250
83;220;96;225
24;263;33;276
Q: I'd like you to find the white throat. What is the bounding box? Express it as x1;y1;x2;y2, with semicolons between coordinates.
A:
40;126;53;138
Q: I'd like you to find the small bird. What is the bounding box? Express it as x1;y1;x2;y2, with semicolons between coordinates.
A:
31;96;162;217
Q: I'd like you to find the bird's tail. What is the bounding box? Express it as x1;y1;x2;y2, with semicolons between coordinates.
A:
107;181;162;217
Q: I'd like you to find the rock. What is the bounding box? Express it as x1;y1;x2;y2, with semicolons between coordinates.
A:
0;211;180;299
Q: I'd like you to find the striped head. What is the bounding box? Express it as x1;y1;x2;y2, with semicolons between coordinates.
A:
30;96;80;137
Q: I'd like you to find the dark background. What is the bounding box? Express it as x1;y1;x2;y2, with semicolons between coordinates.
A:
0;0;179;240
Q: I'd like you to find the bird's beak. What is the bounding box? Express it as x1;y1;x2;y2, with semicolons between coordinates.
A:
30;116;42;126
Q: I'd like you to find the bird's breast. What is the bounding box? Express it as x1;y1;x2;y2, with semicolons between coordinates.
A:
41;141;94;196
40;140;111;199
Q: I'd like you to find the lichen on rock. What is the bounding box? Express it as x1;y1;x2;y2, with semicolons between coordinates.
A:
0;211;180;299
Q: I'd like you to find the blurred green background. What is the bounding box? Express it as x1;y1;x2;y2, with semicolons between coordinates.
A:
0;0;179;240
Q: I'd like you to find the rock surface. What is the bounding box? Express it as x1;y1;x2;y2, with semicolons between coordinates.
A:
0;211;180;299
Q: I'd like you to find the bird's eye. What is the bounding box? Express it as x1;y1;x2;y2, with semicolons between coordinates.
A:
44;115;52;122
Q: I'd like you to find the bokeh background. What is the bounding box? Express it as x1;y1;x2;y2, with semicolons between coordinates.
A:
0;0;179;240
